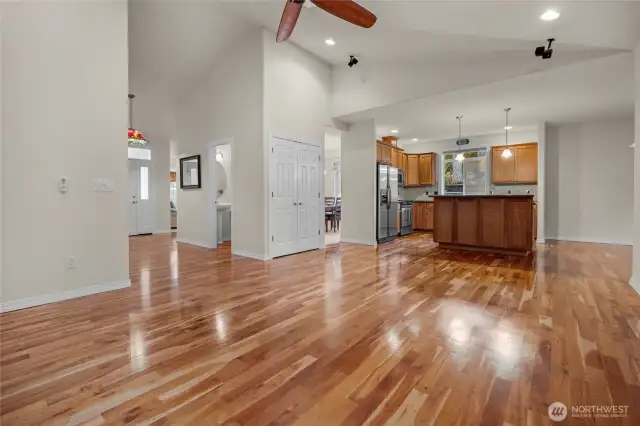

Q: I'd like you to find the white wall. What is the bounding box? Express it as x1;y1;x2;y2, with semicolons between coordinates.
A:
341;120;377;245
633;42;640;294
174;30;264;255
1;1;130;307
262;30;333;255
263;30;333;147
546;118;634;245
331;55;608;118
324;131;341;197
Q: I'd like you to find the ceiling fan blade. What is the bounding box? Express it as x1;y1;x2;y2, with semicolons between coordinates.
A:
310;0;377;28
276;0;303;42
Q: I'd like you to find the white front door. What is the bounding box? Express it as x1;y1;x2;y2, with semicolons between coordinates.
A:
297;146;320;252
271;139;298;257
128;159;153;235
128;161;138;236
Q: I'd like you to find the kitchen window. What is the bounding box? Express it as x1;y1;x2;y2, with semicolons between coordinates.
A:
442;149;488;195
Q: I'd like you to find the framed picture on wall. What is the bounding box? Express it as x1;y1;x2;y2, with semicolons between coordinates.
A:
180;155;201;189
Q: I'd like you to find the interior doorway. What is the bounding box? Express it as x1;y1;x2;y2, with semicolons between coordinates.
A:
208;139;233;249
324;131;341;246
128;152;153;235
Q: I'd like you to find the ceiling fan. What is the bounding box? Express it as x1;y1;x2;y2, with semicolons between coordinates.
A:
276;0;377;43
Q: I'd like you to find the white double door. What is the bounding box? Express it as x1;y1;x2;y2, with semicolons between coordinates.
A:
128;159;153;236
270;138;321;258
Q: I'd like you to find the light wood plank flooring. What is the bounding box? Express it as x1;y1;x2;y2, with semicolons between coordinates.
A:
1;233;639;425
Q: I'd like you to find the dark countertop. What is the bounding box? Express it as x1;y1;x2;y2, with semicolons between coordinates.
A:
433;194;534;199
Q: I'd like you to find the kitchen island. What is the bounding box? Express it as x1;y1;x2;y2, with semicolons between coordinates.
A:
433;195;535;255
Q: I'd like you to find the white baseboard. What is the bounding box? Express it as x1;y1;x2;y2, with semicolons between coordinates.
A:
0;279;131;313
536;238;546;244
154;229;171;234
232;249;269;261
340;237;376;246
175;238;212;249
546;236;632;246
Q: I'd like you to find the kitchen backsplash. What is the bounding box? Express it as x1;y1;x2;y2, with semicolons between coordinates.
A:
403;186;438;201
402;184;537;201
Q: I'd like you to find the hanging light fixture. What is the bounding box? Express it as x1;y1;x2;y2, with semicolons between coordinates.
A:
502;108;512;158
455;116;464;162
128;94;149;146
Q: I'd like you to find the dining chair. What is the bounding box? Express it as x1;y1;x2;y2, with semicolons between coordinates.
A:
325;197;336;232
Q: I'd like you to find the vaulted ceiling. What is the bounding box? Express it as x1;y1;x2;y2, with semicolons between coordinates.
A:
129;0;640;141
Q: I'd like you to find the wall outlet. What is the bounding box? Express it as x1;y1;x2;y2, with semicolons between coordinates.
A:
67;256;77;269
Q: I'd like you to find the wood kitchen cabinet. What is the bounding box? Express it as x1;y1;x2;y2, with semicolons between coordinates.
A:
405;153;436;186
376;141;405;171
492;142;538;184
391;148;400;169
433;195;534;254
402;153;408;174
412;201;434;231
515;144;538;183
418;153;435;185
406;155;420;185
413;203;424;230
380;144;392;165
425;202;434;230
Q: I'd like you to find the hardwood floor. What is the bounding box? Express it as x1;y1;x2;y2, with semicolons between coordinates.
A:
1;233;639;425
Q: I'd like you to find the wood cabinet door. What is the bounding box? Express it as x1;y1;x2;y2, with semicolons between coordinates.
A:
406;155;420;186
479;198;505;248
418;154;434;185
492;147;515;183
376;143;382;163
434;199;454;243
382;145;392;164
402;153;408;172
425;203;434;230
413;203;423;229
504;199;533;250
454;198;479;246
391;149;400;169
515;144;538;183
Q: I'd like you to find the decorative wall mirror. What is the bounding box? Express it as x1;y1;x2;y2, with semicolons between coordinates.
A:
180;155;201;189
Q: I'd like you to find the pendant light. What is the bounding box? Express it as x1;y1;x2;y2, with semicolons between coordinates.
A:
455;116;464;162
128;94;149;146
501;108;512;158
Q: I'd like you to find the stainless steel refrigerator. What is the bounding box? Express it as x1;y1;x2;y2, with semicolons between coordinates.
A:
377;164;399;243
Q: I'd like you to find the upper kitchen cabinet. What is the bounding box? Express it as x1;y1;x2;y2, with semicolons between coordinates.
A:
405;154;420;186
377;142;392;165
492;142;538;184
405;153;436;186
418;153;436;185
376;137;405;171
391;148;401;169
514;144;538;183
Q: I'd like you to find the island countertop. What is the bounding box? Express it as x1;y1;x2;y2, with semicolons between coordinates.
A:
433;195;534;255
433;194;534;199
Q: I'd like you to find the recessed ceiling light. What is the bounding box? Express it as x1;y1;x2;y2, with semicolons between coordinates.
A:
504;126;513;130
325;38;335;46
390;129;399;133
540;10;559;21
412;138;418;141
